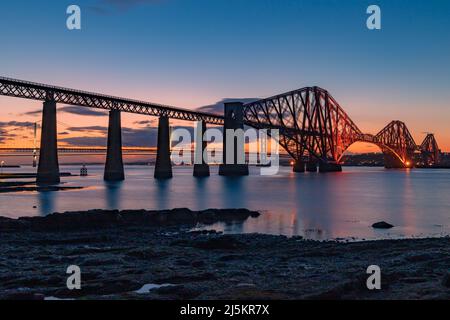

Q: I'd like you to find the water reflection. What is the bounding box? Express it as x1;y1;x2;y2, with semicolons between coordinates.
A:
194;177;209;209
2;165;450;240
220;176;247;208
153;179;170;209
38;190;55;216
104;181;123;210
220;176;247;233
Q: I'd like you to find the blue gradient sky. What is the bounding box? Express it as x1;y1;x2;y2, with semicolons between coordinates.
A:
1;0;450;151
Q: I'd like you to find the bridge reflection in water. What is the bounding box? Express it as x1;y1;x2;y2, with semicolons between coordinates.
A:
0;77;442;185
1;165;449;240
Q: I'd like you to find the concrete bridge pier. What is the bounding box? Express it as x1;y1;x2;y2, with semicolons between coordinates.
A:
104;110;125;181
193;121;210;177
319;161;342;173
154;116;173;179
306;159;318;172
37;100;60;185
219;102;249;176
293;160;305;173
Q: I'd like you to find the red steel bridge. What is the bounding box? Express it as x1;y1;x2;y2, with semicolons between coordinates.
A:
242;86;441;170
0;76;441;181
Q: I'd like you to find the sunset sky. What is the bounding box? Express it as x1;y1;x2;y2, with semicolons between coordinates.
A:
1;0;449;158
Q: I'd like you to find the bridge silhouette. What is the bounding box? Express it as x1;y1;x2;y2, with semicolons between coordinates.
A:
0;76;441;184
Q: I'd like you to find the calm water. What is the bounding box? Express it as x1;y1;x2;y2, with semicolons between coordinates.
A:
1;165;450;240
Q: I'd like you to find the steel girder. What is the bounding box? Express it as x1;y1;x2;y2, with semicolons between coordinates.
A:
243;87;362;163
0;77;224;125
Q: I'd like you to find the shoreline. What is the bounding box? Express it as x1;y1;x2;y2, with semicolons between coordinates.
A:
1;209;449;300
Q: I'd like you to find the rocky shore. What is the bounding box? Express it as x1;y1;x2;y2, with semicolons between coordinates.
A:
0;208;449;300
0;180;82;194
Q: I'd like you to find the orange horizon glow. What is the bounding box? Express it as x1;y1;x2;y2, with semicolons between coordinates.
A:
1;92;449;154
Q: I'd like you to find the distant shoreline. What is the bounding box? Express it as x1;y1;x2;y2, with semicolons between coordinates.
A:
1;208;449;300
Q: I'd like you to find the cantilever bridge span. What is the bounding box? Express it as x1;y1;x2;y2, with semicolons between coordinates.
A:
243;87;440;171
0;76;441;183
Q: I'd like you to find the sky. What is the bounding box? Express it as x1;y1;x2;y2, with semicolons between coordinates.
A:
0;0;449;159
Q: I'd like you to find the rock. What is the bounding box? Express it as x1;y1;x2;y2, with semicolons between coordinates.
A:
154;285;201;299
126;248;158;260
175;259;190;266
3;292;45;300
0;208;261;232
218;254;245;262
442;274;450;288
188;230;220;236
372;221;394;229
156;272;216;284
191;260;205;268
402;277;427;284
192;235;245;250
404;253;434;262
236;283;256;288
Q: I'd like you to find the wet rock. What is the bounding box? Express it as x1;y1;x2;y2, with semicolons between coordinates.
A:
218;254;246;262
0;208;260;232
236;283;256;288
157;272;216;284
372;221;394;229
95;279;141;295
402;277;427;284
228;271;249;277
192;235;245;250
83;258;123;266
442;274;450;288
175;259;190;266
56;279;141;298
34;236;109;245
125;248;158;260
2;210;450;300
1;290;45;300
188;230;220;236
45;276;64;286
191;260;205;268
155;285;202;299
153;284;184;295
404;253;434;262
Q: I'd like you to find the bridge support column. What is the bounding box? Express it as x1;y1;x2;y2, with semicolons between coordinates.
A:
293;160;305;173
219;102;249;176
193;121;210;177
384;153;409;169
37;100;60;185
306;159;318;172
104;110;125;181
319;162;342;173
154;116;173;179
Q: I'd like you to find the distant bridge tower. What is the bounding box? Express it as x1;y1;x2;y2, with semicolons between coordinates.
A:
420;133;441;166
